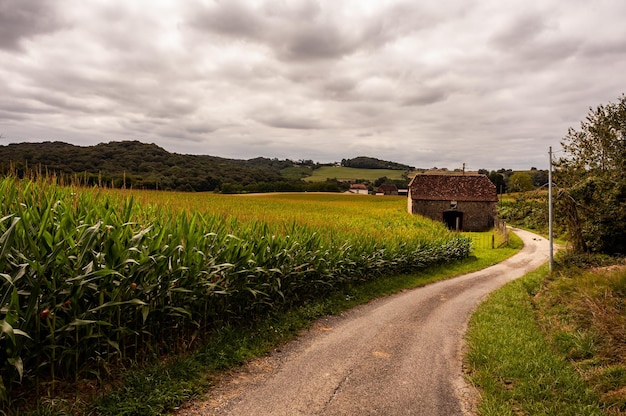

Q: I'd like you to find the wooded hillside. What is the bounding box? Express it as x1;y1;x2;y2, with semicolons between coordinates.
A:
0;141;338;193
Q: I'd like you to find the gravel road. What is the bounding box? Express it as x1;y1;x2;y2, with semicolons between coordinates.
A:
176;228;550;416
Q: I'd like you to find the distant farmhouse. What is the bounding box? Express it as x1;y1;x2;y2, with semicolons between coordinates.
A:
407;174;497;231
376;184;398;195
348;183;369;195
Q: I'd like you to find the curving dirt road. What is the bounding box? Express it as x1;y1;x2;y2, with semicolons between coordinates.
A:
177;228;550;416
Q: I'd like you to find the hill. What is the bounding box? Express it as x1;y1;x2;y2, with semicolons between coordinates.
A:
0;141;414;193
0;141;310;192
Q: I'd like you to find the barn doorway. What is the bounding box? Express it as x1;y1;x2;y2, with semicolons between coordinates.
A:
443;210;463;231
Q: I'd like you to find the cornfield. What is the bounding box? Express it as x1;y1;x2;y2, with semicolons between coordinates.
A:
0;178;471;404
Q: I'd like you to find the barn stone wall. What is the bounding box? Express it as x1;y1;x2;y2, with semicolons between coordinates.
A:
410;200;496;231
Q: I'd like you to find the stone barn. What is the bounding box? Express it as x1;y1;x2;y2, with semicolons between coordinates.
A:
376;184;399;195
407;174;497;231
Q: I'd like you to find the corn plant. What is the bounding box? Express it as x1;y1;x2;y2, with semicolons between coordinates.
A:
0;178;470;407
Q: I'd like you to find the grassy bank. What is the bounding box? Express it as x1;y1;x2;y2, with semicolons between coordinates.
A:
466;255;626;415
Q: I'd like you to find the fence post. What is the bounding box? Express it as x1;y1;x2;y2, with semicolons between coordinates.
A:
504;221;508;245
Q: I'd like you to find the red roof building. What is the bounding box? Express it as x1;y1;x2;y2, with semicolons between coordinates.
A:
407;174;497;231
376;184;399;195
348;183;369;195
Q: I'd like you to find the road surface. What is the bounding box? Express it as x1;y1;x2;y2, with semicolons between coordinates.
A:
177;228;550;416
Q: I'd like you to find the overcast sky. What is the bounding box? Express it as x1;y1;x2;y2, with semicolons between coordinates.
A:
1;0;625;170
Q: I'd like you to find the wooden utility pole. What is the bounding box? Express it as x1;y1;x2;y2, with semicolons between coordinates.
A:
549;147;554;273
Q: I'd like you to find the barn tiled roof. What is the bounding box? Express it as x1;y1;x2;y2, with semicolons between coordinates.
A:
408;174;497;202
377;184;398;192
350;184;368;190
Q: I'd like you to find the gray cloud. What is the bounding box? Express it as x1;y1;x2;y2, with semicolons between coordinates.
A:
190;2;360;62
279;23;359;61
402;89;449;106
190;1;263;39
188;0;441;62
490;13;550;50
259;116;324;130
0;0;62;50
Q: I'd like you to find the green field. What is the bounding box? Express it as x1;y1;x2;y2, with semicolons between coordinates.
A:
303;166;408;182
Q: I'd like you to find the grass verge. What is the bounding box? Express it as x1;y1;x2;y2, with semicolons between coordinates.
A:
21;232;523;416
466;263;606;415
535;253;626;415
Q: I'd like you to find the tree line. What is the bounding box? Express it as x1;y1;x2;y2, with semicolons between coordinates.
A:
478;168;549;194
341;156;414;170
555;94;626;254
499;94;626;255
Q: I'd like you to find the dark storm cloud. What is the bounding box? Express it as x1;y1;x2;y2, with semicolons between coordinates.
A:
0;0;62;50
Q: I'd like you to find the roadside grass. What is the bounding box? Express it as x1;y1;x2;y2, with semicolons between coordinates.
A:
74;231;522;416
466;255;626;416
535;254;626;415
466;264;603;415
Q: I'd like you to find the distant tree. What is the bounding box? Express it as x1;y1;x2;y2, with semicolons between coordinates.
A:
487;171;507;194
297;159;315;167
374;176;389;187
508;172;534;192
555;94;626;253
529;169;548;188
